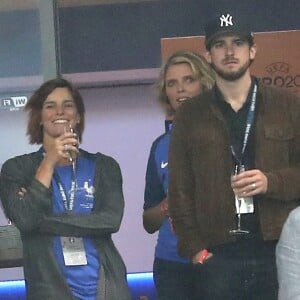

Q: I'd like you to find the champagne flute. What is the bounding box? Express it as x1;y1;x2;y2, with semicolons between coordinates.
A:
229;164;250;235
64;123;79;191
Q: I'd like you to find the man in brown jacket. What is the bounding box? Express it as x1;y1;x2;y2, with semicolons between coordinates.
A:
168;12;300;300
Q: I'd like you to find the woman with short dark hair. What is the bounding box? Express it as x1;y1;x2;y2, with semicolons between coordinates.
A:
0;78;130;300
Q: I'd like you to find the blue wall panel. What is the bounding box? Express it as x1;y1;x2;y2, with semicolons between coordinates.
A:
0;0;299;77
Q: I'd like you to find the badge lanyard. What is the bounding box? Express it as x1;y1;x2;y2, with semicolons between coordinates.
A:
53;172;76;211
44;148;77;211
230;83;258;166
53;169;88;267
165;120;173;132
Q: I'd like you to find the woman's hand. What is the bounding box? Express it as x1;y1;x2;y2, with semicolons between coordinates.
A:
35;131;79;188
160;198;169;216
45;131;79;167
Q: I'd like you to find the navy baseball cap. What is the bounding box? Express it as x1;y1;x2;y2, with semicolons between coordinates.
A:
204;13;254;50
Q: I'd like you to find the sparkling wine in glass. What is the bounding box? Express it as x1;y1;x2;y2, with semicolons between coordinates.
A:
229;164;250;235
64;123;79;191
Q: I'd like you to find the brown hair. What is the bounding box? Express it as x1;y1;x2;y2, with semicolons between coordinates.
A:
25;78;85;144
157;51;215;117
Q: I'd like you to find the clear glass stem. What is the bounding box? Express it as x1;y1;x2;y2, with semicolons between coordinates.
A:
71;160;78;190
236;198;241;229
237;212;241;230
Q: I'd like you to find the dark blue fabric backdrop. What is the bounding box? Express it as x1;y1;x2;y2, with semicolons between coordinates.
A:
0;0;299;77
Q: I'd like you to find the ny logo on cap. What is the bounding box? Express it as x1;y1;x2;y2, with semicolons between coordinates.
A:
219;14;233;27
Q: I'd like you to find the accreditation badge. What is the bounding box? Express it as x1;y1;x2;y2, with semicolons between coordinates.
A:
236;196;254;214
61;237;87;266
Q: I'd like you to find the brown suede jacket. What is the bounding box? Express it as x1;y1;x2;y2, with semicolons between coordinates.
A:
168;81;300;259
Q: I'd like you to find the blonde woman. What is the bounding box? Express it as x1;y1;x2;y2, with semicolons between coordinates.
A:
143;51;215;299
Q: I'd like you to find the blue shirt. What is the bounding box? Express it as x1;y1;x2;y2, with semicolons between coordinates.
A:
144;131;188;263
52;156;100;300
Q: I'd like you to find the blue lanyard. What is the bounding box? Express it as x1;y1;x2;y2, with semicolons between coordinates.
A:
53;171;76;211
165;120;173;132
230;83;258;165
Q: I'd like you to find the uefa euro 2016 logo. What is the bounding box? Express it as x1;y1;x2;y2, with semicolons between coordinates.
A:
260;62;299;96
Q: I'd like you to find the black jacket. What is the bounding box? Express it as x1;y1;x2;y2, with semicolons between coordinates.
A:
0;149;130;300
